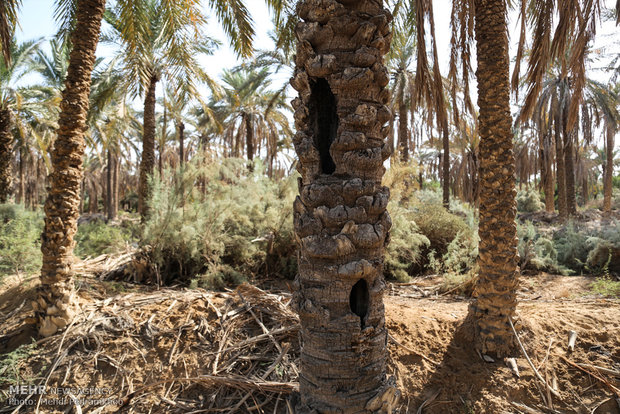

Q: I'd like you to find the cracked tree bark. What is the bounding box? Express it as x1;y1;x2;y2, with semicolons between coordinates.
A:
291;0;398;412
36;0;106;337
472;0;519;358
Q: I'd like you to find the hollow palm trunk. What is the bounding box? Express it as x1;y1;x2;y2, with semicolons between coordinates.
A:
564;128;577;215
138;72;158;219
473;0;519;358
36;0;106;338
291;1;397;411
0;108;13;203
603;125;614;214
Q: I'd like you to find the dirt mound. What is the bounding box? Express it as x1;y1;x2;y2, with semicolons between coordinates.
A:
386;293;620;413
1;274;619;413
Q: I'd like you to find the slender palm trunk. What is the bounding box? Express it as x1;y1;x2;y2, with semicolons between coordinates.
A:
33;157;40;210
603;124;615;214
582;174;588;205
138;72;158;220
178;121;185;167
18;147;25;204
564;128;577;215
36;0;106;337
245;114;254;162
398;98;409;162
0;108;13;203
113;151;118;218
291;0;397;411
442;120;450;209
473;0;519;358
106;147;114;221
542;132;555;212
555;126;568;218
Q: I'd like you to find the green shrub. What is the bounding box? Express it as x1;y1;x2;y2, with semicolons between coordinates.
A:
590;276;620;297
517;188;544;213
411;200;472;257
553;223;591;272
142;157;297;287
517;221;570;275
385;202;430;282
0;204;43;276
585;220;620;274
74;221;134;259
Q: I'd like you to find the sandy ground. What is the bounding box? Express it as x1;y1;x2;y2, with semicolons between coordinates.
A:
0;273;619;413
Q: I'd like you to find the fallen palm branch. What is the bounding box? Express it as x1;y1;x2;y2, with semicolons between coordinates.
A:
7;282;301;413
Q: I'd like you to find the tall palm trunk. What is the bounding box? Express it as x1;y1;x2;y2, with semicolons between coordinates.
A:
290;0;397;411
33;157;40;210
398;96;409;162
555;126;568;218
113;151;119;217
106;147;115;221
442;121;450;209
473;0;519;358
36;0;106;337
18;146;25;204
564;128;577;215
159;97;166;176
603;124;615;214
138;72;158;219
0;108;13;203
541;132;555;212
178;121;185;167
245;113;254;162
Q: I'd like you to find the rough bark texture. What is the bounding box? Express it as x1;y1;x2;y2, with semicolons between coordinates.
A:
473;0;519;358
0;108;13;203
603;125;614;214
290;1;397;412
36;0;106;338
138;73;158;220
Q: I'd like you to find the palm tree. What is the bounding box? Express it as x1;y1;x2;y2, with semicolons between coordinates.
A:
35;0;106;338
202;68;291;173
581;81;619;214
0;0;20;64
291;0;397;411
387;23;415;163
0;40;41;202
471;0;519;358
104;0;216;219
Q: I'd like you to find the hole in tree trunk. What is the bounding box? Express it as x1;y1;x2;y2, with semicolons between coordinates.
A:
349;279;369;328
309;78;338;174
